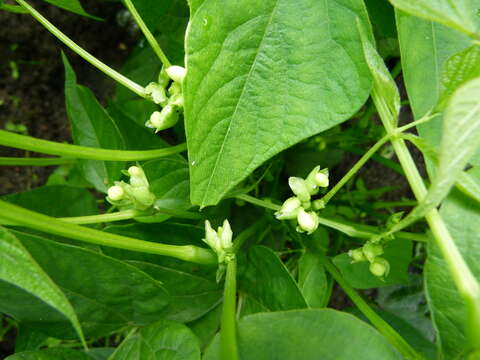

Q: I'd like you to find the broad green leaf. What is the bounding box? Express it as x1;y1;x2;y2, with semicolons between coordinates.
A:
125;0;172;33
238;246;307;313
298;251;329;308
333;239;412;289
396;12;471;148
103;223;220;322
457;167;480;204
425;183;480;358
63;54;126;193
185;0;373;207
43;0;98;19
11;230;169;339
358;19;400;126
204;309;401;359
3;185;98;217
0;228;84;344
364;0;398;58
389;0;480;38
6;348;91;360
14;325;48;352
438;45;480;110
187;304;221;350
109;319;200;360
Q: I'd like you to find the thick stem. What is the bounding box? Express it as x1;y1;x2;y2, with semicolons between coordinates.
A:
324;260;424;360
0;130;186;161
123;0;171;67
221;258;239;360
0;157;76;166
16;0;147;98
0;200;216;265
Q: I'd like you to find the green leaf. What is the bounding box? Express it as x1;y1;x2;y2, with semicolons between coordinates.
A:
0;228;84;345
63;53;126;193
396;12;471;148
10;230;169;339
204;309;402;359
238;246;307;313
357;19;400;126
187;304;222;350
125;0;172;34
298;251;329;308
185;0;373;207
457;167;480;204
333;239;412;289
425;184;480;358
389;0;480;38
109;319;201;360
6;348;91;360
3;185;98;218
42;0;99;19
14;325;49;352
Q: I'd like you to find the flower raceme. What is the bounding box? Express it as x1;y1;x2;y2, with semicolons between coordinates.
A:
202;219;234;264
275;165;329;234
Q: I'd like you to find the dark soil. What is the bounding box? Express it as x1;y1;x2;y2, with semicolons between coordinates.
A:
0;0;138;196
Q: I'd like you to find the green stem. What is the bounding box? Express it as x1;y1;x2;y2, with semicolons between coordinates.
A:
235;194;428;242
321;135;390;205
221;258;239;360
371;200;417;209
342;146;404;176
0;130;186;161
0;200;216;265
60;210;138;224
323;259;423;360
15;0;147;98
373;85;480;350
123;0;171;67
0;156;76;166
0;3;28;13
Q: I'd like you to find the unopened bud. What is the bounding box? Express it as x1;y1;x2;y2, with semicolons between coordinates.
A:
275;197;301;220
362;242;384;262
348;248;366;263
297;208;319;234
166;65;186;83
218;219;233;249
312;199;325;210
145;82;168;105
128;166;149;188
147;105;179;132
288;177;311;202
315;172;329;187
369;257;390;278
107;185;124;201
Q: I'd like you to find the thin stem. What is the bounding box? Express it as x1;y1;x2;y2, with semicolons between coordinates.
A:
342;146;404;176
221;258;239;360
60;210;138;224
321;135;390;205
0;130;186;161
123;0;171;67
324;259;424;360
0;156;76;166
396;113;438;134
373;84;480;349
371;200;417;209
236;194;428;242
16;0;147;98
0;200;216;265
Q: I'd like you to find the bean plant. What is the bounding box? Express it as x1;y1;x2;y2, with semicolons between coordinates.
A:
0;0;479;359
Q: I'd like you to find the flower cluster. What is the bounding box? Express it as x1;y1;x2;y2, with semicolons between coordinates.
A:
348;241;390;279
275;166;329;234
106;165;155;211
202;219;234;264
145;65;186;133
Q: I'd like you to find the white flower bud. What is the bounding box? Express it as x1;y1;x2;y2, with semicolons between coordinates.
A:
204;220;220;251
166;65;186;83
219;219;233;249
128;166;149;188
315;172;329;187
297;208;319;234
369;257;390;278
275;197;301;220
147;106;179;133
145;82;168;105
107;185;125;201
128;166;143;178
288;177;311;202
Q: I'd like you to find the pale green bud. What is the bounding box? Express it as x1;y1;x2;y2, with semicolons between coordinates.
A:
204;220;221;251
297;208;319;234
128;166;149;188
166;65;186;83
107;185;125;201
218;219;233;249
315;171;329;187
369;257;390;278
131;186;155;209
312;199;325;210
275;197;301;220
203;219;234;264
305;166;321;193
348;248;366;263
147;105;179;132
288;177;311;202
145;82;168;105
362;242;384;262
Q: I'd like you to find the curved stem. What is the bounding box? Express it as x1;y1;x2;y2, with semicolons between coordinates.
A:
0;200;216;265
15;0;147;98
59;210;139;224
221;258;239;360
123;0;171;67
324;259;423;359
0;130;186;161
321;134;390;206
0;157;76;166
